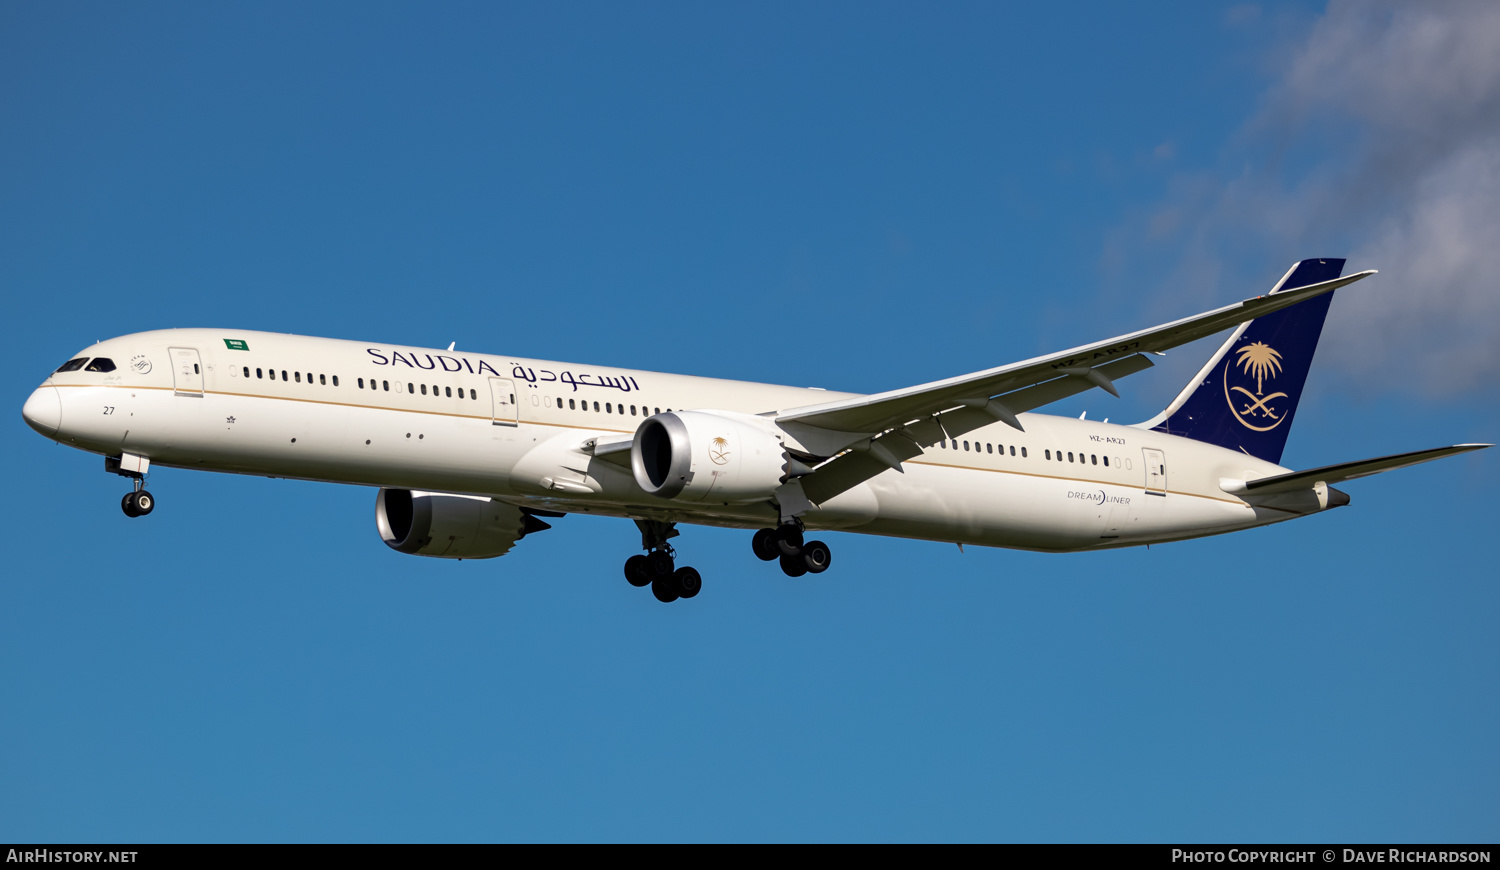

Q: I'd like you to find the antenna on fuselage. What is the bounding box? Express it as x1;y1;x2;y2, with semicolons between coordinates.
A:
447;342;456;351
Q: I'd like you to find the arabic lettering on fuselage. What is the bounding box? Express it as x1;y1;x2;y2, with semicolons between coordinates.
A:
365;348;641;393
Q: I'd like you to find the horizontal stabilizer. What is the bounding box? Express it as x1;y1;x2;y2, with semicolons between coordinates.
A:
1224;444;1490;496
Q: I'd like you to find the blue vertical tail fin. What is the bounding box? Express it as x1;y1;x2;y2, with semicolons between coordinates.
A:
1137;258;1345;465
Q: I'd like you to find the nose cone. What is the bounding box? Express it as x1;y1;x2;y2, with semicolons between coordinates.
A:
22;387;61;438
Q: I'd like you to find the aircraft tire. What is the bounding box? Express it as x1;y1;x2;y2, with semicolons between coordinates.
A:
133;491;154;516
779;553;808;577
646;550;675;580
774;525;804;557
121;492;140;518
651;573;680;603
751;528;779;561
675;566;702;599
801;540;831;574
624;554;651;587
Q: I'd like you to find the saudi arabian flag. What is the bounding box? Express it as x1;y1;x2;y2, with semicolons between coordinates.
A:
223;339;250;351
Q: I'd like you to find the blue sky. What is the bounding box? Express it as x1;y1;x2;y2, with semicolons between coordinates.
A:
3;1;1497;842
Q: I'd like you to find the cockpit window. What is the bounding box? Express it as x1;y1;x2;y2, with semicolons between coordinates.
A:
85;358;117;373
55;358;90;373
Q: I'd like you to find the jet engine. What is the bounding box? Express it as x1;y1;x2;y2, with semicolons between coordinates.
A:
375;489;550;559
631;410;792;503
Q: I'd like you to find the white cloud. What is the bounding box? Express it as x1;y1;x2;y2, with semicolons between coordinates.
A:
1114;0;1500;397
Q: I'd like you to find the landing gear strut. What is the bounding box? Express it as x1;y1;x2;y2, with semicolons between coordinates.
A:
753;521;832;577
624;519;702;603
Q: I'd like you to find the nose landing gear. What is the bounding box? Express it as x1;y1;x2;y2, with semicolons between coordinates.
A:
107;455;155;518
121;486;155;518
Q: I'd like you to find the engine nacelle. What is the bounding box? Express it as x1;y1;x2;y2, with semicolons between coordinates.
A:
632;410;790;503
375;489;541;559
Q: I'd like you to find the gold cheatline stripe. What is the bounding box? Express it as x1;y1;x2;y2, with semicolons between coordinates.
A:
53;383;1245;505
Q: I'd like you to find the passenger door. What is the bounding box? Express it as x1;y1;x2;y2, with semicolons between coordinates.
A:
489;378;518;426
169;347;204;396
1142;447;1166;496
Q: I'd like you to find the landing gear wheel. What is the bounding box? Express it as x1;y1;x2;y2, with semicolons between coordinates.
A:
801;540;831;574
751;528;779;561
121;492;140;518
651;573;680;603
133;491;154;516
774;525;804;557
624;554;651;588
779;553;808;577
645;550;675;581
674;566;702;599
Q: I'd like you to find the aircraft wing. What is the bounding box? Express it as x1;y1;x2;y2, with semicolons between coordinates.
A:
1227;443;1490;496
776;270;1376;505
778;270;1375;437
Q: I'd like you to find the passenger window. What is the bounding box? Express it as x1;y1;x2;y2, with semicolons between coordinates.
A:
606;402;612;414
257;368;263;379
359;378;364;388
332;376;339;387
631;405;637;415
295;372;301;383
470;389;477;400
242;367;250;378
569;399;575;410
1103;456;1109;467
194;364;200;374
963;441;969;451
1068;452;1073;462
383;380;390;391
319;374;326;385
282;370;288;381
408;384;414;394
987;443;993;454
594;402;600;411
654;407;661;415
55;358;89;373
1045;450;1051;460
1020;447;1026;458
446;387;452;398
1091;455;1097;465
420;384;427;395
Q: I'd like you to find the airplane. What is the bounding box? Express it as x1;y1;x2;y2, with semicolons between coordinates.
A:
20;258;1488;603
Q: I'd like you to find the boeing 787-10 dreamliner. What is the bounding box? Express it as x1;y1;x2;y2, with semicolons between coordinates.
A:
21;259;1488;602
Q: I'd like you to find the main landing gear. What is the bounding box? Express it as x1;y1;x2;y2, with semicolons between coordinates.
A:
624;519;702;604
751;522;832;577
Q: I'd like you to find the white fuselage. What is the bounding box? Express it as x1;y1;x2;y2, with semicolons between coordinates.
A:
25;329;1327;553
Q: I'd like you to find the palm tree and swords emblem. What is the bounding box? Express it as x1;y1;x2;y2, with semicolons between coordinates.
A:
1224;340;1289;431
708;436;732;465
